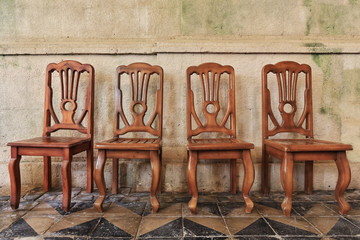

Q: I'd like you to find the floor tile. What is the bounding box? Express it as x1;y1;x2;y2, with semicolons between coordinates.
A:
218;202;260;217
47;216;100;236
326;217;360;236
183;202;221;217
234;237;279;240
184;217;229;237
255;200;294;216
23;215;60;234
0;218;38;238
305;216;343;235
90;217;137;238
225;217;275;236
103;202;146;217
325;202;360;216
293;202;338;217
143;202;182;217
24;202;61;217
137;217;182;238
266;217;321;236
0;216;19;232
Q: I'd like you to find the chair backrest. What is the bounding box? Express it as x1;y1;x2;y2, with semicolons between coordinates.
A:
262;61;313;139
114;62;163;138
43;60;95;138
187;62;236;139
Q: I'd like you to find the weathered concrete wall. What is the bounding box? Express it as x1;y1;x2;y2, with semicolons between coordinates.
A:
1;0;360;194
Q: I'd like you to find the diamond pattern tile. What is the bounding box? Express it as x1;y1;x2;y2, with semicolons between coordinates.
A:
0;188;358;239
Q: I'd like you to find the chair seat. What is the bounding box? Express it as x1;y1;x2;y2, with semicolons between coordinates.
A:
187;138;254;151
95;138;161;150
7;136;91;148
265;139;353;152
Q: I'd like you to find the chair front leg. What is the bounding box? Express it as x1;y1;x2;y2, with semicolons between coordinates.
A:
8;147;22;210
94;150;107;212
281;152;294;216
230;159;237;194
187;150;198;214
150;150;161;213
43;156;51;192
86;146;94;193
335;151;351;215
242;150;254;213
62;149;72;212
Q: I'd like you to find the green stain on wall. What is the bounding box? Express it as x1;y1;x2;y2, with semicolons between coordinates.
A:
181;0;235;35
304;1;360;36
304;42;325;48
349;0;359;5
312;54;342;126
342;69;360;101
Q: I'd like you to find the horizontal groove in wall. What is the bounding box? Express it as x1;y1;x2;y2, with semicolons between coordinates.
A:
1;37;360;55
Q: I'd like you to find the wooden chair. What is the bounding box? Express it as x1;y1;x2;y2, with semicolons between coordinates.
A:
8;60;95;212
94;62;163;213
261;61;353;216
186;63;255;214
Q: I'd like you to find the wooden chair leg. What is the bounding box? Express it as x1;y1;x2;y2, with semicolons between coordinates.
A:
242;150;254;213
262;146;270;196
304;161;313;194
9;147;21;210
335;151;351;215
186;151;192;195
43;156;51;192
230;159;237;194
150;150;161;213
157;150;162;194
86;147;93;193
188;151;198;214
62;151;72;212
112;158;119;194
281;152;294;216
94;150;107;212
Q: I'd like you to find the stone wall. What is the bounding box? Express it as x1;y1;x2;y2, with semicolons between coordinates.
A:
1;0;360;193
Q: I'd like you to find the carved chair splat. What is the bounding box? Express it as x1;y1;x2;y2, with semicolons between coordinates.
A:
8;60;95;212
186;63;255;214
261;61;353;216
94;62;163;213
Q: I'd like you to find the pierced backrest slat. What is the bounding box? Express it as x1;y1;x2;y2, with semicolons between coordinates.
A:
114;63;163;138
262;61;313;139
43;60;94;138
187;62;236;139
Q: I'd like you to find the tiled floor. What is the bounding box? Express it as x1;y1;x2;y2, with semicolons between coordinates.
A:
1;188;360;239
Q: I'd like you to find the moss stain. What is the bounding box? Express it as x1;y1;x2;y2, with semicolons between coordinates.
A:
304;1;360;36
181;0;235;35
312;54;342;127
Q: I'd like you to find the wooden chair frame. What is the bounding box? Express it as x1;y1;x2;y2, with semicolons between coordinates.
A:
261;61;352;216
94;62;163;213
186;62;255;214
8;60;95;211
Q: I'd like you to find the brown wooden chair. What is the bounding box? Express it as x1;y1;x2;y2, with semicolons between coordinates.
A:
186;63;255;214
261;61;353;216
8;60;95;212
94;62;163;213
